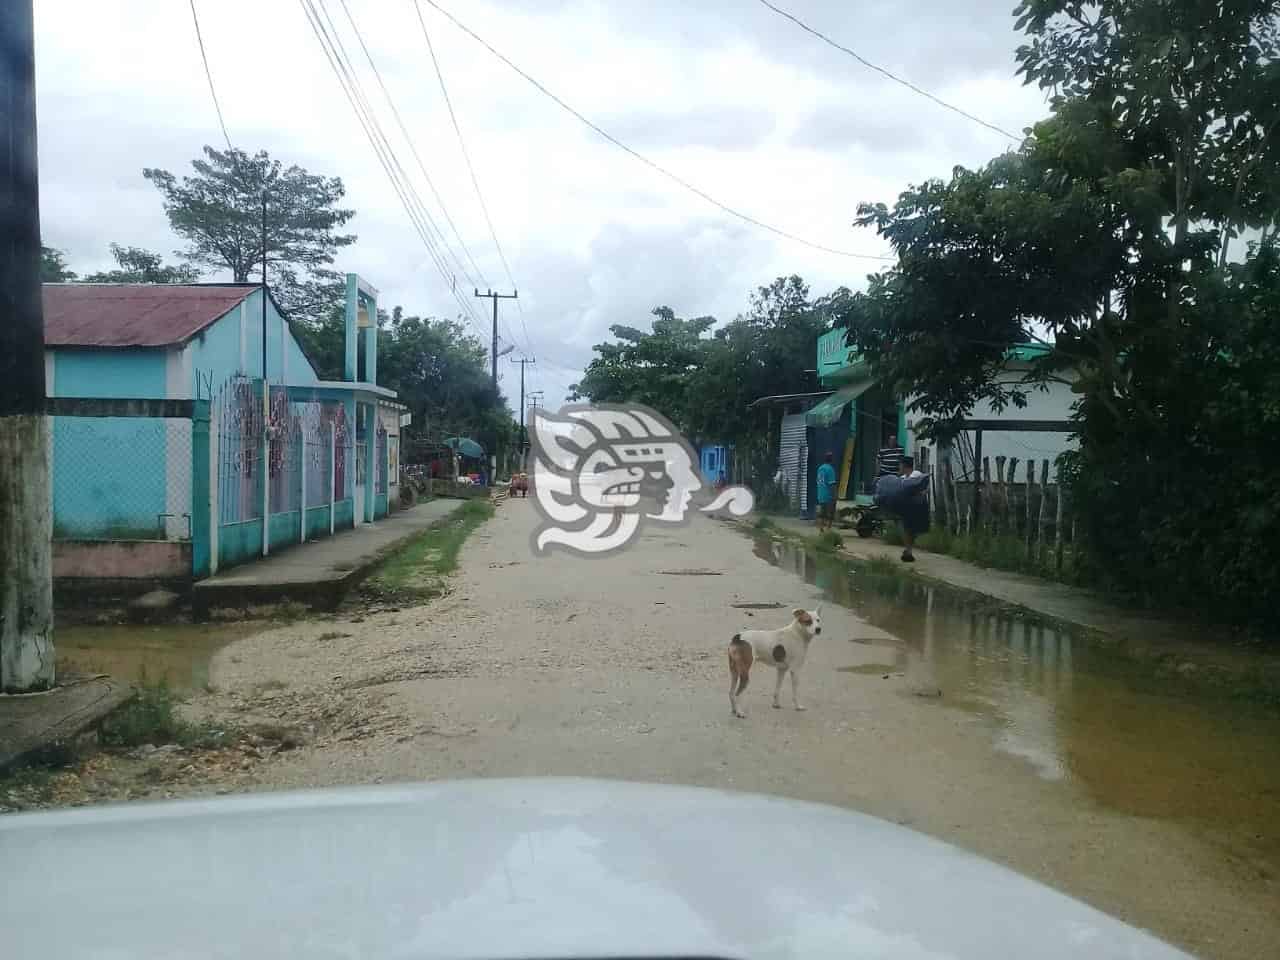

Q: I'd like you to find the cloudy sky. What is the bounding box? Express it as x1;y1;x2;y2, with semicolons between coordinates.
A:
35;0;1047;409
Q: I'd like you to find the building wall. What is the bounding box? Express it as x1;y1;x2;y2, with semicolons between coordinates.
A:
48;349;172;539
183;290;321;388
908;369;1079;481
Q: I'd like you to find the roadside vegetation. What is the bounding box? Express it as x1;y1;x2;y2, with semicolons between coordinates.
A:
361;500;495;604
878;522;1085;585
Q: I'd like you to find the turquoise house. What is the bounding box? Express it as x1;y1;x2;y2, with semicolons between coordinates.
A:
43;275;405;581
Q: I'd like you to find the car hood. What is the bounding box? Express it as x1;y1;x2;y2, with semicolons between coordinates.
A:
0;777;1190;960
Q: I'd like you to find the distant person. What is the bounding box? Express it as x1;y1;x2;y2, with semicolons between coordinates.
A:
815;451;837;532
877;428;903;478
896;455;930;563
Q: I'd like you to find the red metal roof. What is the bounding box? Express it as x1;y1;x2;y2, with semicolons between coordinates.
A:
42;284;258;348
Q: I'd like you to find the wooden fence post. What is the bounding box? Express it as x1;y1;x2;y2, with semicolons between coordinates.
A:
972;429;984;530
1055;464;1065;573
1024;459;1034;560
982;457;992;535
994;456;1007;535
1037;460;1049;564
1005;457;1018;538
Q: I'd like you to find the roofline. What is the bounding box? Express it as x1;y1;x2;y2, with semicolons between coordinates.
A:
747;390;834;409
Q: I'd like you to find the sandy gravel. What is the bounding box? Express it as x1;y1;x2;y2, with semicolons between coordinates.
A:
178;499;1274;960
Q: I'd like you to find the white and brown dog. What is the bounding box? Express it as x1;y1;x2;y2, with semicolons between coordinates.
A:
727;606;821;718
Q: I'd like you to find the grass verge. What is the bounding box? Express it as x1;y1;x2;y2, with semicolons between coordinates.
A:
98;677;234;749
362;500;495;603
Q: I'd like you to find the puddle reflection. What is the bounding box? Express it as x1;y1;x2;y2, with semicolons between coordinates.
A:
753;536;1280;853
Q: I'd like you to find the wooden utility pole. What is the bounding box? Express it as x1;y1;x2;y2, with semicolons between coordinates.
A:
475;288;516;478
0;0;54;692
509;356;534;468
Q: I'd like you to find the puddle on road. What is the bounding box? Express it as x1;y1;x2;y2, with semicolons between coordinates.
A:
56;623;257;692
753;536;1280;856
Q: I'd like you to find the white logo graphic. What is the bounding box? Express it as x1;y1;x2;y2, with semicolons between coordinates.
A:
528;404;755;556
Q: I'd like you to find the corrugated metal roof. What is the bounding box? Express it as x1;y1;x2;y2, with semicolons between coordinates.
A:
42;284;258;348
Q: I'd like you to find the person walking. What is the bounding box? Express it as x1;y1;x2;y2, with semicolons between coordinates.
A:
815;451;837;533
896;455;930;562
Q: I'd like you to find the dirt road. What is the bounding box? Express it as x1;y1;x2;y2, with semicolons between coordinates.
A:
182;499;1275;959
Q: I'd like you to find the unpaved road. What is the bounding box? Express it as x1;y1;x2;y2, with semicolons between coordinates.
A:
172;500;1276;959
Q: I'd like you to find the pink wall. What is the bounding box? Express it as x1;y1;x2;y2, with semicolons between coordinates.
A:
53;540;191;580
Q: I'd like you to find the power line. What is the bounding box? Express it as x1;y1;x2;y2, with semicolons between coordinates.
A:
417;0;892;263
754;0;1021;142
299;0;489;338
413;0;533;356
187;0;233;150
306;0;486;337
336;0;490;293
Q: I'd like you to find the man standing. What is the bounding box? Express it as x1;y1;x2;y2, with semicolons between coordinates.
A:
815;451;837;533
877;427;904;478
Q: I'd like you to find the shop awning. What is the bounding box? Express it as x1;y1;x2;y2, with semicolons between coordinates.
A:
804;380;874;427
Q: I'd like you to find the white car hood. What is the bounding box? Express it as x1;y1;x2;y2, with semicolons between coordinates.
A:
1;778;1190;959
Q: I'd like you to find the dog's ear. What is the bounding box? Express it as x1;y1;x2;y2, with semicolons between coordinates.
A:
792;607;806;620
794;608;813;626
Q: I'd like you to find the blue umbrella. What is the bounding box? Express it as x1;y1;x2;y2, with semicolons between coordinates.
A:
445;437;485;458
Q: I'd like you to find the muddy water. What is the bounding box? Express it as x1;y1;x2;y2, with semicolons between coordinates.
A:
754;537;1280;874
56;623;257;691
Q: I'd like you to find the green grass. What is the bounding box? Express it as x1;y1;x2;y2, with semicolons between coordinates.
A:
99;677;233;749
752;516;774;531
814;530;844;552
912;525;1085;584
364;500;495;603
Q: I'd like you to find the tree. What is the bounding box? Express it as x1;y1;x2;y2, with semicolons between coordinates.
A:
570;276;834;483
40;245;76;282
838;0;1280;623
81;244;201;284
143;146;356;324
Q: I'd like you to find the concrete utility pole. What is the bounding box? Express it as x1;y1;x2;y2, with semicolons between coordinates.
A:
0;0;55;692
475;288;517;477
509;356;534;468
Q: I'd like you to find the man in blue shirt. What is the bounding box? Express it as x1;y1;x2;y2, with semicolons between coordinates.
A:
815;451;837;532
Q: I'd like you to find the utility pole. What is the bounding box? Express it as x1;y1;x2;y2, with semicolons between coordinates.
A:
0;0;55;692
509;357;535;469
475;287;517;477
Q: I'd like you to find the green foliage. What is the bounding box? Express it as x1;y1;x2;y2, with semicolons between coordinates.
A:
571;276;841;484
99;678;231;749
143;146;356;324
41;245;76;282
752;515;774;531
879;521;904;546
839;1;1280;626
82;244;201;284
815;530;843;552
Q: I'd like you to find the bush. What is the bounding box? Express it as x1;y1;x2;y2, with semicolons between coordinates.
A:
752;516;774;531
880;521;904;546
815;530;843;552
99;678;231;749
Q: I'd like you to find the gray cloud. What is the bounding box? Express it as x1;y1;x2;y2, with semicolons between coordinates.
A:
601;107;776;152
34;0;1047;412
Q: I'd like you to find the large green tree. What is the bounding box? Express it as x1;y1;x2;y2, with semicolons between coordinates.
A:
143;146;356;324
838;0;1280;622
571;276;835;483
81;244;201;284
